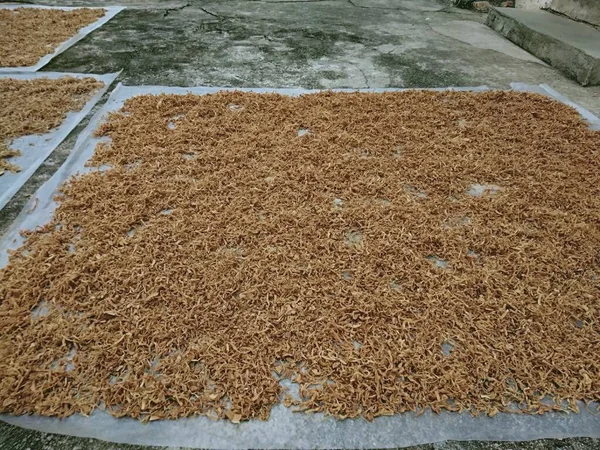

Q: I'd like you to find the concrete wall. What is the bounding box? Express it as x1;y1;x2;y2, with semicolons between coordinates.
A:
550;0;600;26
516;0;551;9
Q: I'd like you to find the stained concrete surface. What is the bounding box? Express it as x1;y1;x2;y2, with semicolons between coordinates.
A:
1;0;600;448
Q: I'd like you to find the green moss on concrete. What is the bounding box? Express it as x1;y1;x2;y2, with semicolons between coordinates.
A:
43;6;376;91
374;52;472;88
320;70;347;80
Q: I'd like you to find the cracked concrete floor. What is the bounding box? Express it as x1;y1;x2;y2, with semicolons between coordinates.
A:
1;0;599;448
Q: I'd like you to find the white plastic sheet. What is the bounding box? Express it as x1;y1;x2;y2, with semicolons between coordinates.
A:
0;71;119;211
1;84;598;449
0;4;125;73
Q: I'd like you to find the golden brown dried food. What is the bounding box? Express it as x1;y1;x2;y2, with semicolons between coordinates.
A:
0;91;598;422
0;8;105;68
0;76;104;175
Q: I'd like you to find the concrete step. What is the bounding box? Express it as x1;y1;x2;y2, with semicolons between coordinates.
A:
486;7;600;85
516;0;600;27
550;0;600;28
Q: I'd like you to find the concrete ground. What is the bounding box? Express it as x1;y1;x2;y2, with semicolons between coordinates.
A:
486;7;600;86
1;419;599;450
0;0;599;448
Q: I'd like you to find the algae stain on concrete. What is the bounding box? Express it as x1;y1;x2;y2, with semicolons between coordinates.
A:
374;52;472;88
44;9;362;89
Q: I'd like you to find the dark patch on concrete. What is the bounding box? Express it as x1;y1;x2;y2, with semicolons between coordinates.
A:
320;69;346;80
375;51;472;87
44;9;214;85
42;6;374;89
163;2;190;17
283;29;364;61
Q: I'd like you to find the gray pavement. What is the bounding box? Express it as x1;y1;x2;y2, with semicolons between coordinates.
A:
1;419;600;450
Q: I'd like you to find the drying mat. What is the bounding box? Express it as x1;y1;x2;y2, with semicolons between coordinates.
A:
0;5;124;72
0;72;119;211
0;84;599;449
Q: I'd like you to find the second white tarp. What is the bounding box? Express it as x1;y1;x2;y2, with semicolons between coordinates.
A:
0;71;119;211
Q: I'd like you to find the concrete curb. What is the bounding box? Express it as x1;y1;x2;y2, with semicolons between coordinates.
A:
486;7;600;86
